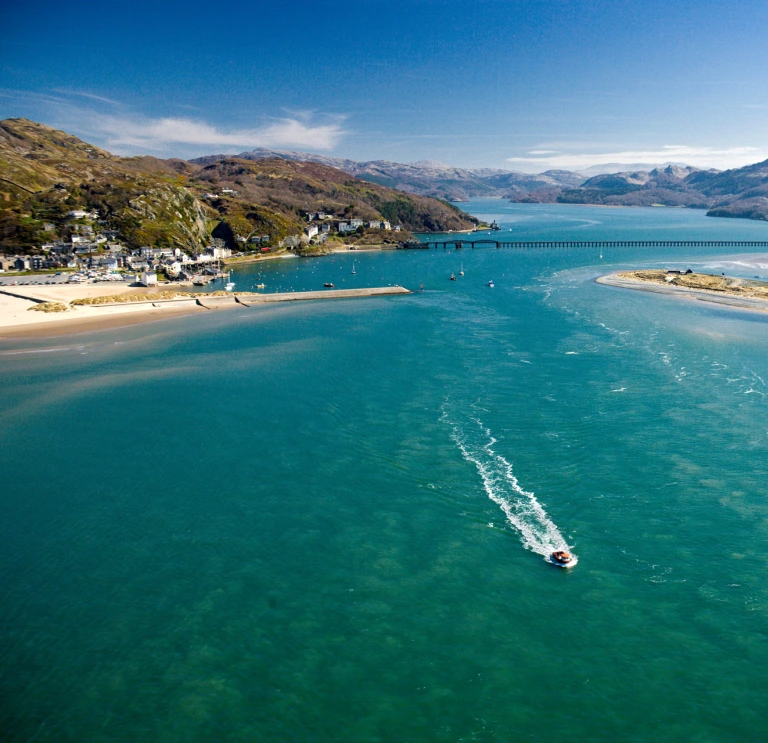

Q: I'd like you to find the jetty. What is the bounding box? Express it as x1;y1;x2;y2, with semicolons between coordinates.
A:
67;285;412;311
235;286;409;305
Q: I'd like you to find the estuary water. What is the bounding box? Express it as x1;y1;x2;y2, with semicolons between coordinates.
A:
2;202;768;742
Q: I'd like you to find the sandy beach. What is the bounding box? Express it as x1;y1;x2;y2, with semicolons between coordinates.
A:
596;270;768;313
0;284;207;339
0;282;410;339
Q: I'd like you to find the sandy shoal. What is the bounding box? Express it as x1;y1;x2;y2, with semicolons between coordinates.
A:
596;272;768;314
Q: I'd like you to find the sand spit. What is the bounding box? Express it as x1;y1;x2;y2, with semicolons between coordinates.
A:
0;284;410;339
597;270;768;313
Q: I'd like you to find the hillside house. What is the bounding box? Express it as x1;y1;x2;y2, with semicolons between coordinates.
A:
305;225;319;239
350;219;363;229
279;236;300;249
368;220;381;229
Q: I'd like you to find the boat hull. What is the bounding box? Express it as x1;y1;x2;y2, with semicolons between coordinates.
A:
549;554;577;568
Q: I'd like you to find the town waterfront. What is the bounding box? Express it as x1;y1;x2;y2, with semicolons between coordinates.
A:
2;203;768;742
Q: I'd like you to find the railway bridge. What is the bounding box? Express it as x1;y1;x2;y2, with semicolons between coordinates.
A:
399;239;768;250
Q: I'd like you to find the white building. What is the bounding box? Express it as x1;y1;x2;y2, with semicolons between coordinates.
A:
382;221;392;230
350;219;363;229
140;271;158;287
368;220;381;229
338;221;354;233
305;225;319;239
165;261;184;277
206;246;232;259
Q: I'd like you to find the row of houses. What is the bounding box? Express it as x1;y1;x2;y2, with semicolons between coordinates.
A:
0;243;233;278
338;219;394;233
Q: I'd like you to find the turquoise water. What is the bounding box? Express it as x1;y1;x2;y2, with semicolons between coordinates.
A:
2;202;768;742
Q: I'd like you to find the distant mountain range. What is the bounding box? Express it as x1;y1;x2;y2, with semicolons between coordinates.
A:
0;119;477;254
524;163;768;221
192;149;768;222
3;119;767;258
191;149;585;201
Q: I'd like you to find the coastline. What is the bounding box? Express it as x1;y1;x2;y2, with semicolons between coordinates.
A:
0;284;410;340
222;244;395;266
596;271;768;314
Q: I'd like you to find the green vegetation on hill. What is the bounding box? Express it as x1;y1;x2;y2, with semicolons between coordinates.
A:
0;119;478;254
190;157;477;244
0;119;208;252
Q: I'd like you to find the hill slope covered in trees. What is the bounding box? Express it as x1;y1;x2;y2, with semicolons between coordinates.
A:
0;119;477;253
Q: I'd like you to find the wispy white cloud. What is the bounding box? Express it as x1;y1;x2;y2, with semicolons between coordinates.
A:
51;89;121;106
0;88;348;155
508;145;768;172
91;114;347;152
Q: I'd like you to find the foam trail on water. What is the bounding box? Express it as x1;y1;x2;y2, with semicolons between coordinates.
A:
443;407;570;558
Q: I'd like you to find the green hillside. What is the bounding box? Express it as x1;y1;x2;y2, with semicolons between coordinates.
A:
0;119;478;254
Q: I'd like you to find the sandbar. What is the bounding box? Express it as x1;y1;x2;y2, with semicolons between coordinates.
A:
596;270;768;313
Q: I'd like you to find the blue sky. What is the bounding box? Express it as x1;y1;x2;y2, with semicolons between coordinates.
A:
2;0;768;172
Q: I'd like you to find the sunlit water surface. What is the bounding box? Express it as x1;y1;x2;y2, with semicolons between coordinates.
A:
2;203;768;742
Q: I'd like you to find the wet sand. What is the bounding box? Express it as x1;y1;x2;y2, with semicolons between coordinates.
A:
597;271;768;313
0;284;410;339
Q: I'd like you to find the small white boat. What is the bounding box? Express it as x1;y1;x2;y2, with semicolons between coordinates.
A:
224;270;235;291
450;273;456;281
351;261;356;275
487;279;495;288
460;262;464;276
550;551;577;568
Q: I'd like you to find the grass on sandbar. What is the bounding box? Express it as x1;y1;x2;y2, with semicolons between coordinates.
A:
28;301;69;313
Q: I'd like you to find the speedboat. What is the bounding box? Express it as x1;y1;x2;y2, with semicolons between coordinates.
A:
487;279;495;288
550;550;576;568
324;282;334;288
450;273;456;281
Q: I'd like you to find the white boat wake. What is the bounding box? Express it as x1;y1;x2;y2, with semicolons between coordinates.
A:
443;407;574;563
